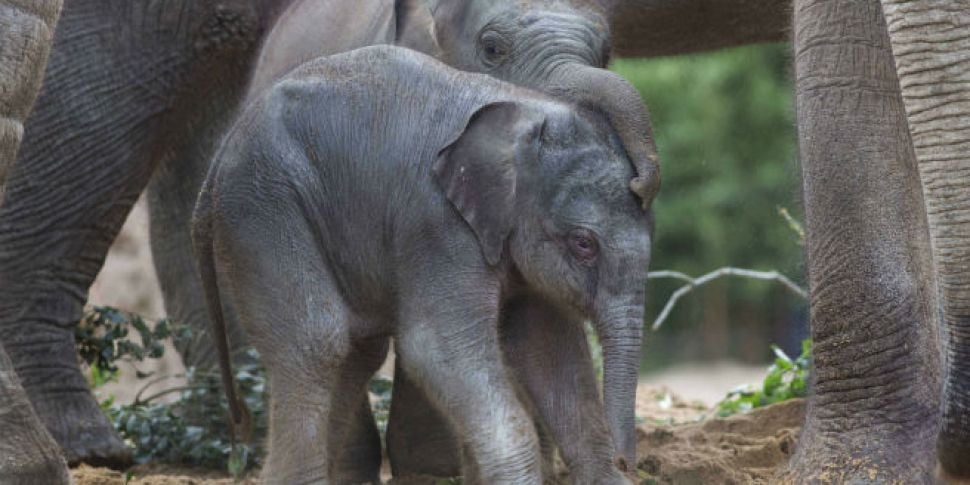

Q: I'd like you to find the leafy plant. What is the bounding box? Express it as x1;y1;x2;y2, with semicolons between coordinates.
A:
76;306;189;381
78;306;398;474
103;349;268;472
716;339;811;417
78;307;266;471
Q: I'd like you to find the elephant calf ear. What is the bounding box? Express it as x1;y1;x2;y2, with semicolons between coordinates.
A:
433;102;541;266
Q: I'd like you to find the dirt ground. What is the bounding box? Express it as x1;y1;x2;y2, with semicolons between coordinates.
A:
70;390;804;484
635;394;802;484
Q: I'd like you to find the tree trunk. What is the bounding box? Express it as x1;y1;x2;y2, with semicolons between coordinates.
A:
787;0;941;480
879;0;970;477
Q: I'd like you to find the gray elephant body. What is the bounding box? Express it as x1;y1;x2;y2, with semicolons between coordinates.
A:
194;45;650;484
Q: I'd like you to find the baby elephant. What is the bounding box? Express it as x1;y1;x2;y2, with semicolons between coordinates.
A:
193;45;651;484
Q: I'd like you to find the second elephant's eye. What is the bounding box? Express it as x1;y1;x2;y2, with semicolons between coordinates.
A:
568;229;599;263
478;30;510;67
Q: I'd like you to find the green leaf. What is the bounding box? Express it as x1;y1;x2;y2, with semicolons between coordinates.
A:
228;445;249;477
762;369;782;395
716;340;812;417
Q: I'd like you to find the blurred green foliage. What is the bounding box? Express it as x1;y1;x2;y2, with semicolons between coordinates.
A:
716;339;811;417
612;44;807;367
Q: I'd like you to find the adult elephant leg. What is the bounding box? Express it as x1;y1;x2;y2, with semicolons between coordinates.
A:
0;343;69;484
787;0;942;481
0;0;264;466
147;124;252;370
879;1;970;477
0;2;69;482
0;0;60;198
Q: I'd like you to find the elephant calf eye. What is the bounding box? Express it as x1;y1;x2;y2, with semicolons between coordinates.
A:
568;229;599;263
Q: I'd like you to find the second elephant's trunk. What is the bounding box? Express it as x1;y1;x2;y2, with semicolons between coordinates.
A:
542;63;660;209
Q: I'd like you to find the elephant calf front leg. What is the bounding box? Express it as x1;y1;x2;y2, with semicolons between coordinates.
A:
395;283;542;484
501;297;631;484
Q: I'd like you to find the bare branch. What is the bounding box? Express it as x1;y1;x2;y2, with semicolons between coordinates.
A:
648;267;807;331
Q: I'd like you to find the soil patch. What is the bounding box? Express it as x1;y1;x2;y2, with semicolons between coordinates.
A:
637;398;804;484
71;463;257;485
72;392;806;484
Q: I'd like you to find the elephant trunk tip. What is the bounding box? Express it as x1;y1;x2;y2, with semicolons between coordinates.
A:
630;175;658;211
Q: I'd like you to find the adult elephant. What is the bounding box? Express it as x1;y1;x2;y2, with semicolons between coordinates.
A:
0;0;70;483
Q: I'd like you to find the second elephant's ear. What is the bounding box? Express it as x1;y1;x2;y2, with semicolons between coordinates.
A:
434;102;544;266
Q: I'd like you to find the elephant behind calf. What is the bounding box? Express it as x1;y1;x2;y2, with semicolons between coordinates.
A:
193;45;652;484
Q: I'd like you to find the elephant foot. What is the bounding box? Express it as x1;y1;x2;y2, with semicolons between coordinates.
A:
0;409;71;484
0;363;71;484
0;459;71;485
783;423;936;483
30;389;132;468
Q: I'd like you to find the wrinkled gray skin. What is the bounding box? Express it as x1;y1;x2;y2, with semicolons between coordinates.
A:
193;46;651;484
785;0;970;481
0;0;70;483
2;0;969;481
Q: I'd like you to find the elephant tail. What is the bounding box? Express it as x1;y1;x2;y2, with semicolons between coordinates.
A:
191;180;253;444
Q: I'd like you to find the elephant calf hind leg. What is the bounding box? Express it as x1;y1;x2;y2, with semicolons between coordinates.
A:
331;337;390;484
386;362;463;479
212;205;364;483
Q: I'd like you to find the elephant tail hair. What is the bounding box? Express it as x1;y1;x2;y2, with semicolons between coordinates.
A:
191;181;253;444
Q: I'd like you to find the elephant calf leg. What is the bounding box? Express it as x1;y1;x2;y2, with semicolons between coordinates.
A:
212;201;373;483
386;363;463;479
501;298;628;484
395;294;542;484
331;337;390;484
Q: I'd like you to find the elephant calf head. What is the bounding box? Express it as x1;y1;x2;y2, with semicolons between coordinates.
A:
434;99;652;467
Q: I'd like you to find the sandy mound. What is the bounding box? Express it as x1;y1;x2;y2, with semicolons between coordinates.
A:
637;398;804;484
